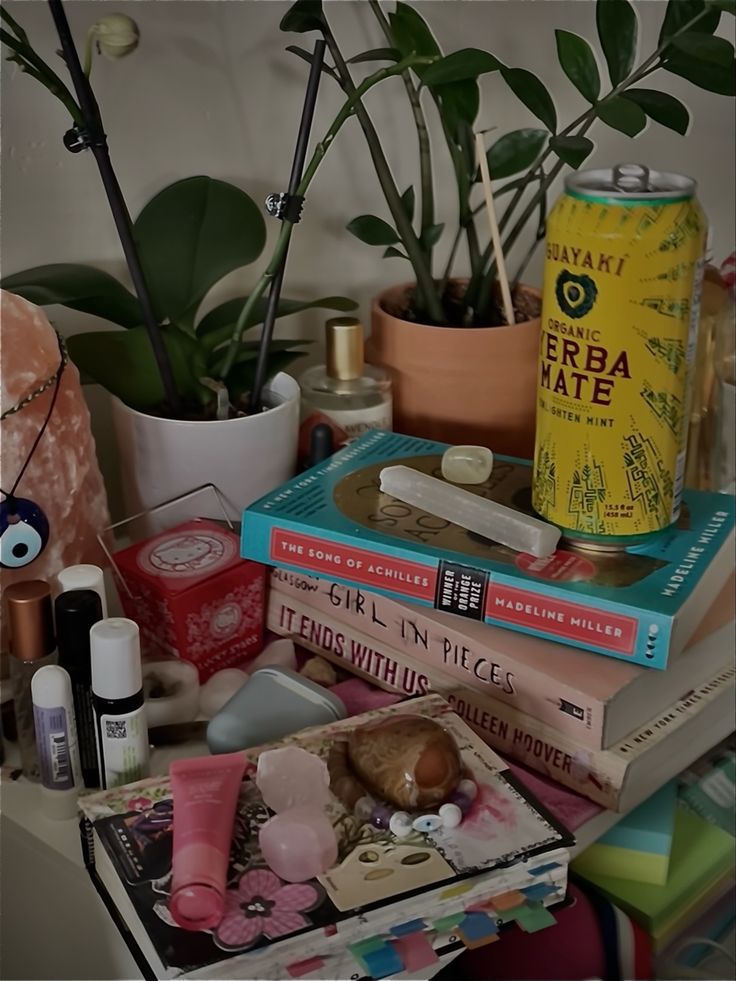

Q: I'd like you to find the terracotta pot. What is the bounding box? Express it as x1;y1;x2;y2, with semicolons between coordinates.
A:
366;282;541;458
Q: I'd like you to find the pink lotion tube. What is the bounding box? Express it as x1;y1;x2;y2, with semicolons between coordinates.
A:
170;752;246;931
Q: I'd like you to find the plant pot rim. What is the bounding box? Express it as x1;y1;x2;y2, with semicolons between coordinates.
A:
372;280;542;334
109;371;299;427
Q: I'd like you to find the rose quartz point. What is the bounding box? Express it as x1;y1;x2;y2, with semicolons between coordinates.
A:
258;805;338;883
255;746;332;813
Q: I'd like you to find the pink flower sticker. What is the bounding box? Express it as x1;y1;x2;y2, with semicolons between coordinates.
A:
127;796;153;811
215;868;320;950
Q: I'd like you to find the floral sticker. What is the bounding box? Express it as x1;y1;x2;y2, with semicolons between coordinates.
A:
214;868;322;951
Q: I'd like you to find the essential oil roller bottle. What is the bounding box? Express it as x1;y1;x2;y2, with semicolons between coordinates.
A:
55;589;103;788
6;580;58;780
299;318;392;440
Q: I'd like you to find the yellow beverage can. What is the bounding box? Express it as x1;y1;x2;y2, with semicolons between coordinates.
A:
532;164;706;545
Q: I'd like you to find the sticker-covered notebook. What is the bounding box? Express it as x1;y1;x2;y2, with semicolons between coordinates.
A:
241;431;735;667
79;695;572;980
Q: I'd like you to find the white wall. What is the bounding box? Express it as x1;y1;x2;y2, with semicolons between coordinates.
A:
2;0;734;515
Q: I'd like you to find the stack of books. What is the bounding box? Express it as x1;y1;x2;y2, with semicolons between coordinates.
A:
81;696;573;980
241;431;736;814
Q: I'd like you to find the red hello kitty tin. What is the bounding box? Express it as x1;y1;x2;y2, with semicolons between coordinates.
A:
114;518;265;680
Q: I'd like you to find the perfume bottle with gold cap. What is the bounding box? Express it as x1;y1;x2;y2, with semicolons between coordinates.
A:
300;317;392;440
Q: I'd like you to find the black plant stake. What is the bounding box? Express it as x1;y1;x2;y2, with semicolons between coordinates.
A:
250;39;326;414
47;0;182;413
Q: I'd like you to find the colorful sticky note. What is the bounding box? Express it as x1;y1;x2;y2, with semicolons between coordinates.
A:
528;861;561;876
516;902;557;933
391;933;439;971
489;890;526;911
287;956;325;978
441;881;474;899
458;913;499;942
390;919;427;937
363;944;404;979
459;931;500;951
432;912;465;932
350;937;388;957
496;904;527;924
521;882;559;901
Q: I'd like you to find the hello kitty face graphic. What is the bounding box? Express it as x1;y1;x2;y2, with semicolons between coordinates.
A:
138;531;236;577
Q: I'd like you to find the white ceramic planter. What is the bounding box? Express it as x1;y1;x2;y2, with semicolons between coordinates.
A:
111;372;300;531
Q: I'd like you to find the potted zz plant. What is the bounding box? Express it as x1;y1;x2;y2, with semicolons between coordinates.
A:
280;0;735;456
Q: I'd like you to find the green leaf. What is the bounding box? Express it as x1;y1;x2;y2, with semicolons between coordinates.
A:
501;67;557;132
596;95;647;136
209;339;309;375
664;51;736;94
659;0;721;42
285;45;336;78
0;263;142;328
670;32;734;65
422;48;502;86
706;0;735;13
400;186;415;223
383;247;409;259
228;351;305;403
486;129;547;180
280;1;325;33
434;79;480;133
623;89;690;134
348;48;400;64
420;223;444;250
596;0;638;85
555;30;601;103
67;327;205;410
133;177;266;327
346;215;400;246
549;134;595;169
388;2;441;79
198;295;358;350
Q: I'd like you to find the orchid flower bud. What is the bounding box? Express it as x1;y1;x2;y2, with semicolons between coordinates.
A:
91;13;139;60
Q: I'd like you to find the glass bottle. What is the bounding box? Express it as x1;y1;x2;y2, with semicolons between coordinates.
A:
6;580;58;780
299;318;392;442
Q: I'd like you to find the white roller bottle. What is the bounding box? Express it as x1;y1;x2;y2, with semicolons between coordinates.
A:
31;665;84;819
91;618;150;789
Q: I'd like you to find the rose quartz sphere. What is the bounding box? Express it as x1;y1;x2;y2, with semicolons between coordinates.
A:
259;805;338;883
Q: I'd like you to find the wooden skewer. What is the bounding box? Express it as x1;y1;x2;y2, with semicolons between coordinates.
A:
475;131;515;326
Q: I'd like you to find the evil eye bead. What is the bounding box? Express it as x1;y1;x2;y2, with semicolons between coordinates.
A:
412;813;443;834
439;803;463;829
457;779;478;800
389;811;413;838
0;499;50;569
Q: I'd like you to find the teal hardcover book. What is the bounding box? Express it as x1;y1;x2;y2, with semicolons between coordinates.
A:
241;431;735;667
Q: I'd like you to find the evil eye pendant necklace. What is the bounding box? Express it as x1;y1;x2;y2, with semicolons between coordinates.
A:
1;331;67;570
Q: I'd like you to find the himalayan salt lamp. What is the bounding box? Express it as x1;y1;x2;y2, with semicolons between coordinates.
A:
1;291;110;648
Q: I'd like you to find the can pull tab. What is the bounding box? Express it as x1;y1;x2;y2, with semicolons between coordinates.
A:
613;163;651;193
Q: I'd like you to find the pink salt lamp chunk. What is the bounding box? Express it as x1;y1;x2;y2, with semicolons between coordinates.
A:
1;291;110;645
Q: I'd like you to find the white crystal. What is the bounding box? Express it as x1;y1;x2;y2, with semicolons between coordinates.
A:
441;445;494;484
439;803;463;828
389;811;413;838
458;778;478;800
354;796;375;824
199;669;248;719
379;466;560;558
247;638;297;673
255;746;332;813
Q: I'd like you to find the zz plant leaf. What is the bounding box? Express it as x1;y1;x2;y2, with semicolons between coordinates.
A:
555;30;601;103
596;0;638;86
624;89;690;134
